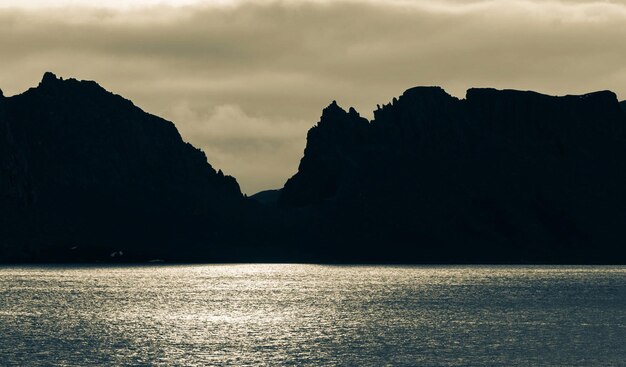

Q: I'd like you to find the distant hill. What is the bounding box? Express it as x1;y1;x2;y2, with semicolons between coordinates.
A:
277;87;626;263
250;189;282;207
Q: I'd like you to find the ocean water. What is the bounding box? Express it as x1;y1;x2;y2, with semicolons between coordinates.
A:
0;265;624;366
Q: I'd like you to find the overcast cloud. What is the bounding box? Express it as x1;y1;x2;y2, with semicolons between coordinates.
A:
1;0;626;193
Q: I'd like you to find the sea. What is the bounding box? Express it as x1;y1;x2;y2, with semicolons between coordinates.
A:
0;265;624;366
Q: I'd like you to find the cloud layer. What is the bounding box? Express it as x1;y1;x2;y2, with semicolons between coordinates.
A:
2;0;626;193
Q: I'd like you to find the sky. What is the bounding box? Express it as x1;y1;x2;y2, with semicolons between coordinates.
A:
1;0;626;194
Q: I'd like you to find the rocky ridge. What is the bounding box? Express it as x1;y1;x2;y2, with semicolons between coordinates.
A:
277;87;626;263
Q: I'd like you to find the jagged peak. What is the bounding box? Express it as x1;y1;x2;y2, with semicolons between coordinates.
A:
314;101;369;132
376;86;455;111
36;72;106;93
22;72;142;113
319;100;368;122
0;88;4;98
348;107;360;117
322;100;346;115
40;71;60;86
372;86;456;122
318;100;347;125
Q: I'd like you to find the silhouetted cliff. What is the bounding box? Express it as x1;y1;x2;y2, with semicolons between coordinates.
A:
3;74;626;263
280;101;369;207
0;73;244;262
278;87;626;263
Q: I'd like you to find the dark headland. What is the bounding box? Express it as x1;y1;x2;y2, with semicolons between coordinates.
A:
2;73;626;264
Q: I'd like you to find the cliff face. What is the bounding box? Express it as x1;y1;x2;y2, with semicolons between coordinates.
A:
279;87;626;263
279;101;369;207
0;73;243;261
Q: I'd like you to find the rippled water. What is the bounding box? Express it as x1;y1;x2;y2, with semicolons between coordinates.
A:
0;265;625;366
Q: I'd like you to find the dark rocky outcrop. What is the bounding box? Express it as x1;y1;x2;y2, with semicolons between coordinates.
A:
277;87;626;263
0;73;244;262
3;73;626;263
279;101;370;207
620;100;626;114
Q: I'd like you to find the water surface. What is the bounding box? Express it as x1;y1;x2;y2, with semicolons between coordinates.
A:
1;265;624;366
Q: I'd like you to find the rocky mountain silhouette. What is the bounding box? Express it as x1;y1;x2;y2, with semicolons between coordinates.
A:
2;73;626;263
277;87;626;263
0;73;244;262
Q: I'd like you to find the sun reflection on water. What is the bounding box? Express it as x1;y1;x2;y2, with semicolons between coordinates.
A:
0;265;625;366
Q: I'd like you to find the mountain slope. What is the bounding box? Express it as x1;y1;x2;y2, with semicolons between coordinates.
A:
0;73;243;261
